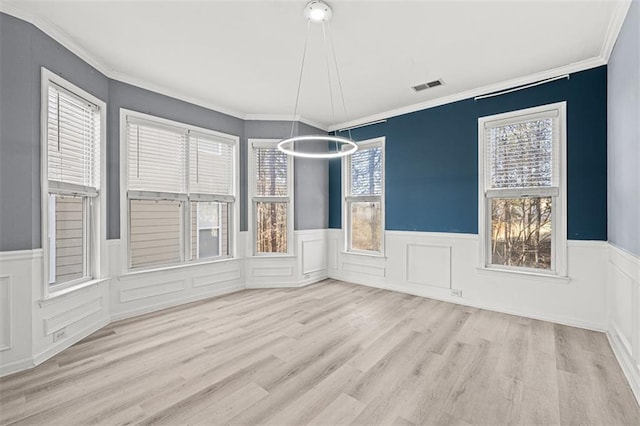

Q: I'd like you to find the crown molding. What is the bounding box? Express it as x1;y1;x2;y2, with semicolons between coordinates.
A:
1;2;625;133
328;56;606;132
0;3;247;121
0;1;111;75
244;114;329;132
107;69;246;121
601;0;632;62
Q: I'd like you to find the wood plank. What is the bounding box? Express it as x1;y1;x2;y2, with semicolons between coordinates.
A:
0;280;638;426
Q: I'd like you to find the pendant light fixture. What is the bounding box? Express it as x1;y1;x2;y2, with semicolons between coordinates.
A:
277;0;357;159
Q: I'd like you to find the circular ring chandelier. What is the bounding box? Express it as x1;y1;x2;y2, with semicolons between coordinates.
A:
277;135;357;159
278;1;357;159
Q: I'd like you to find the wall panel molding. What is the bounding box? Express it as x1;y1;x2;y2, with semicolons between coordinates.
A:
193;270;242;288
406;244;451;289
302;239;326;275
0;276;12;351
43;297;103;335
607;243;640;405
120;280;185;303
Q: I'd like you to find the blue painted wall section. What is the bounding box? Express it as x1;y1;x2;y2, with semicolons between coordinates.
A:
331;66;608;240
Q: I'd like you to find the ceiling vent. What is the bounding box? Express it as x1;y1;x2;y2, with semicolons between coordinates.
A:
412;79;443;92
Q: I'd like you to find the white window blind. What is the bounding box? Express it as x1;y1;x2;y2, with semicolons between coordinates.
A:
254;146;288;197
485;112;559;190
47;83;100;191
127;118;187;194
189;132;234;196
349;145;382;196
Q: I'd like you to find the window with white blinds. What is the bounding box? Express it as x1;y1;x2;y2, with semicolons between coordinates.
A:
344;138;384;254
479;102;566;275
127;119;187;194
44;73;104;290
47;83;100;193
190;132;234;197
349;145;383;197
250;140;292;255
124;112;237;269
485;111;559;192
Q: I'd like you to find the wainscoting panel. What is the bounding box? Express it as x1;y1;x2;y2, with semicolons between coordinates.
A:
406;244;451;289
120;280;185;303
246;229;328;288
43;297;103;335
193;269;242;288
0;250;38;376
607;244;640;405
302;239;326;275
0;276;11;351
251;266;294;278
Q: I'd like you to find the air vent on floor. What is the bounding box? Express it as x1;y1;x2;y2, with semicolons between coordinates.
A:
412;79;443;92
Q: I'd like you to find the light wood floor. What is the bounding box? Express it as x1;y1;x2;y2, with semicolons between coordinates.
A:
1;280;639;425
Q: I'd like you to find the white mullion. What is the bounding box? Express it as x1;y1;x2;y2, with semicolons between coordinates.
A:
485;187;559;199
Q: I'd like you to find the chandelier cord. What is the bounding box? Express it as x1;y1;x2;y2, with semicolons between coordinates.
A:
327;21;353;141
290;20;312;139
321;22;336;129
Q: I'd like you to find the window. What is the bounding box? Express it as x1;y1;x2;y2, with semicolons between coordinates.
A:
249;140;293;255
344;138;385;254
43;71;104;289
124;112;237;270
479;102;566;275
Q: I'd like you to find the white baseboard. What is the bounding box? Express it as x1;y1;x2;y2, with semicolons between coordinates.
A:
333;271;607;332
0;357;35;377
246;275;328;289
607;325;640;404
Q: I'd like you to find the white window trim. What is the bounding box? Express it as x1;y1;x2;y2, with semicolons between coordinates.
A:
342;137;386;257
119;108;240;274
40;67;107;298
248;138;295;256
478;101;567;277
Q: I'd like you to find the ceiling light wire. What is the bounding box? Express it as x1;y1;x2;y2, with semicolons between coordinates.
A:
290;19;312;139
326;21;352;141
278;1;357;159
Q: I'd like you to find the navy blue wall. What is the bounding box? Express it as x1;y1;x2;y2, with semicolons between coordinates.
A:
330;66;608;240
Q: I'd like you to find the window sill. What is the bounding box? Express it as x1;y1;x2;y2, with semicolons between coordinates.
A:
247;254;297;259
341;251;387;260
121;257;240;279
475;266;571;284
40;278;109;307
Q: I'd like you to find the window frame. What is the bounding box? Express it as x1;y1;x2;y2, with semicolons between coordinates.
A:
478;101;567;277
40;68;107;297
120;109;239;273
248;139;294;256
342;137;386;256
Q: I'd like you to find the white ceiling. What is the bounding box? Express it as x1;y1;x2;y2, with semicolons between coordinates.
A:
1;0;627;129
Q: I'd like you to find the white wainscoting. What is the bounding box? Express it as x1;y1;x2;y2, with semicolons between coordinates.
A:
607;244;640;403
245;229;328;288
328;229;609;331
0;275;12;351
0;250;36;375
111;259;244;322
3;228;638;407
33;280;110;367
